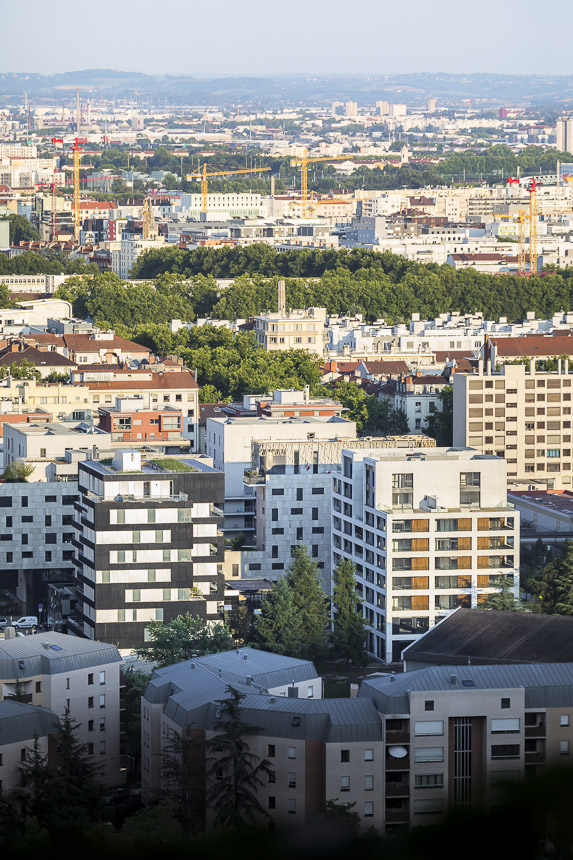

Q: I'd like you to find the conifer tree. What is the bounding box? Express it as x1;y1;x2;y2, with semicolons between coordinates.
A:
332;558;367;665
286;545;330;662
253;576;302;655
206;687;273;828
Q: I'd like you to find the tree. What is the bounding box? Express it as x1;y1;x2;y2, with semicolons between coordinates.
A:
55;708;99;794
122;668;150;768
160;728;204;832
206;687;273;828
135;613;234;667
199;384;223;404
1;460;35;482
8;677;28;701
5;214;40;245
539;543;573;615
331;559;367;665
321;799;361;837
425;385;453;446
286;546;330;662
253;577;303;656
16;735;57;822
0;359;40;381
478;575;523;611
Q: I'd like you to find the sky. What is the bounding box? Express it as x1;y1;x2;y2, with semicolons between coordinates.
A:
3;0;573;77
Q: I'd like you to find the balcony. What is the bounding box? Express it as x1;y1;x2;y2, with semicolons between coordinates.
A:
243;470;265;485
386;728;410;744
525;724;546;738
385;754;410;771
385;781;410;798
385;808;410;824
524;750;545;764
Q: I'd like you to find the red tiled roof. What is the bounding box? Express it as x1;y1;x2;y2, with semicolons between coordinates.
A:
85;371;198;391
361;360;411;375
490;334;573;357
0;345;75;367
63;334;150;353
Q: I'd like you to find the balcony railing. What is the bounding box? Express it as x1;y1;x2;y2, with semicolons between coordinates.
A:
243;470;265;485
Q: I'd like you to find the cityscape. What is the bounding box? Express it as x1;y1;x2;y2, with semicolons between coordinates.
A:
2;1;573;855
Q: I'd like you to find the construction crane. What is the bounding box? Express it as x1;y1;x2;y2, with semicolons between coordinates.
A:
185;162;271;220
52;136;86;243
493;211;528;275
290;152;344;217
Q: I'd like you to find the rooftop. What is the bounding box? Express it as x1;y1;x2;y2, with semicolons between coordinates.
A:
0;631;121;678
508;490;573;515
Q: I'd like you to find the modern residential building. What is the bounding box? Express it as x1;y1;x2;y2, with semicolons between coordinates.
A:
1;377;92;423
3;421;110;481
453;361;573;490
0;632;123;786
556;118;573;154
357;663;573;828
242;435;436;589
206;413;357;537
143;647;573;833
73;450;224;650
331;447;519;663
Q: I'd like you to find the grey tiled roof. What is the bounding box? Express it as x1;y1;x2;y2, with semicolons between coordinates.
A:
0;701;59;745
0;632;121;679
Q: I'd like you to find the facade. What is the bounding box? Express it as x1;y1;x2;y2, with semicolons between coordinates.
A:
243;436;436;589
358;663;573;828
254;307;327;354
453;361;573;490
97;396;184;444
0;481;78;614
0;632;123;786
3;421;110;481
143;648;573;833
73;450;224;650
2;377;92;423
556;118;573;154
378;374;447;433
206;414;357;537
331;447;519;663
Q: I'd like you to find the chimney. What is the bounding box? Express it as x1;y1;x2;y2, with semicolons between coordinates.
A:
450;674;457;685
277;279;286;316
246;676;253;686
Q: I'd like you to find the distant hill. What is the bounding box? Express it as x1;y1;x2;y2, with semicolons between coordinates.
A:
2;70;573;108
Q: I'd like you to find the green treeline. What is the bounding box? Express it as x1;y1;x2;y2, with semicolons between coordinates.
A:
125;246;573;322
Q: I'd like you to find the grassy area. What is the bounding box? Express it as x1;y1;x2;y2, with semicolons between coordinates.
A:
150;458;194;472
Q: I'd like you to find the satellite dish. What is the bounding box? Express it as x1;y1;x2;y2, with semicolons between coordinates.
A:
387;745;408;759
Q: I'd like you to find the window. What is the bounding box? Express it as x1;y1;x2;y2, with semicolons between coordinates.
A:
267;796;276;810
288;772;297;788
100;741;106;755
100;718;105;732
88;721;94;732
340;776;350;792
491;718;520;733
312;507;319;521
415;774;444;789
414;798;444;814
560;715;570;727
20;748;26;762
425;700;435;712
296;488;303;501
364;749;374;761
271;488;284;496
88;697;94;709
66;678;70;690
88;744;94;755
501;698;511;709
415;721;444;736
560;740;570;755
340;749;350;763
312;487;324;495
491;744;520;759
99;671;105;685
414;747;444;763
132;589;141;602
268;771;275;783
267;744;275;758
364;802;374;818
364;775;374;791
35;681;41;693
178;509;192;522
307;686;314;699
88;674;94;685
296;528;303;541
288;746;296;759
99;695;105;708
288;798;296;814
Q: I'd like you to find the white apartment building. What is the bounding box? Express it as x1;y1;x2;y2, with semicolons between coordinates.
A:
254;307;327;354
0;632;123;786
379;374;447;434
453;361;573;490
331;447;519;663
174;193;263;220
556;118;573;154
116;234;166;279
242;436;435;589
3;421;110;481
206;414;356;537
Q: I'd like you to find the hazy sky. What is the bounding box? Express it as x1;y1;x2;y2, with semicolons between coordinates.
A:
4;0;573;76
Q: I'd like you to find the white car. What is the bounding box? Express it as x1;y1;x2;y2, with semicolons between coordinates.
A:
12;616;38;630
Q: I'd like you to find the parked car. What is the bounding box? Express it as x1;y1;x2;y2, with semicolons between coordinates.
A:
0;618;8;630
12;616;38;630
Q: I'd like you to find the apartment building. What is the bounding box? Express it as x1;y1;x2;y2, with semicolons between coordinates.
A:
206;414;357;537
73;450;224;650
453;361;573;490
0;702;59;793
0;632;123;786
3;421;110;481
2;377;92;423
254;307;327;355
378;374;447;433
97;396;184;444
242;435;435;589
331;447;519;663
357;663;573;828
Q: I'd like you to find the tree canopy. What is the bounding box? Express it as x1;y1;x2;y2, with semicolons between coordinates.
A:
135;613;234;667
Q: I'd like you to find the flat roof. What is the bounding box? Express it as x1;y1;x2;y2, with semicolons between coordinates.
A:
509;490;573;515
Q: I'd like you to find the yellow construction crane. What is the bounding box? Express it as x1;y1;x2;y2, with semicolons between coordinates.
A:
290;152;345;217
493;211;528;275
185;162;271;220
